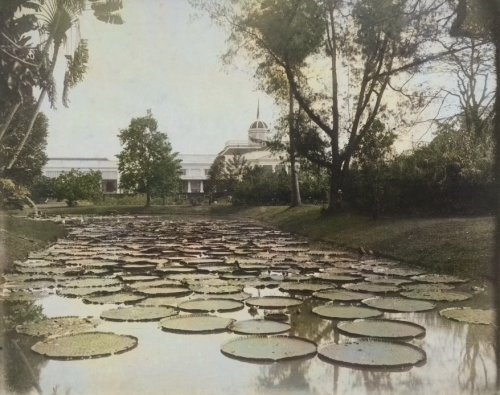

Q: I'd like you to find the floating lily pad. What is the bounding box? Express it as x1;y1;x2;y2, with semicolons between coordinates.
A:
31;332;138;360
411;274;469;284
362;297;435;312
279;283;334;293
318;340;426;369
118;275;160;282
313;290;374;302
221;336;316;362
264;312;289;322
136;287;192;297
83;293;146;305
136;297;182;307
203;292;251;302
337;319;426;340
342;283;400;293
372;267;425;277
314;273;363;283
363;276;412;286
57;286;122;298
401;290;472;302
16;316;97;337
229;319;290;335
189;285;243;294
313;305;383;320
101;306;177;322
160;314;234;333
63;278;121;288
401;283;455;291
246;296;303;309
440;308;495;325
178;298;244;313
155;267;196;274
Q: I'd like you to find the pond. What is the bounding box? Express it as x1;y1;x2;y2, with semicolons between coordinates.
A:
0;216;495;395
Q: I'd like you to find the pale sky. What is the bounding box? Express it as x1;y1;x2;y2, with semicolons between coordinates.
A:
43;0;278;159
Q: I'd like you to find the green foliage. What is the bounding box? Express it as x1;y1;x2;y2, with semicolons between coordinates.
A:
53;169;102;206
207;154;250;197
30;175;57;203
0;103;48;186
233;166;290;205
62;39;89;107
117;111;182;206
0;177;30;209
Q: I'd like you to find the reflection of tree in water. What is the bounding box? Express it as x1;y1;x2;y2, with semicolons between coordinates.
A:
457;323;495;394
1;299;47;394
255;298;332;394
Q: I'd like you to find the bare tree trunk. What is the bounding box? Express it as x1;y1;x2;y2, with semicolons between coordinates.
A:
0;100;21;143
6;42;61;170
24;195;38;217
288;86;301;207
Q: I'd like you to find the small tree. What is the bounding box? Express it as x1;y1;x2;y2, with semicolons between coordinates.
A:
117;111;181;207
53;170;102;207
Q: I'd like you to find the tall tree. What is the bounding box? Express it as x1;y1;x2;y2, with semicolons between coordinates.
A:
199;0;469;211
117;111;181;207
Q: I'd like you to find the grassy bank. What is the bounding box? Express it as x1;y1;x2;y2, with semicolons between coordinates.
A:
38;204;211;216
212;205;493;280
0;213;67;273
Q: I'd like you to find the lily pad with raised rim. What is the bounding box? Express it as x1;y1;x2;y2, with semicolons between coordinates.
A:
229;319;290;335
342;283;400;294
16;316;97;337
57;286;122;298
318;340;426;369
362;297;435;312
401;290;472;302
159;314;235;334
221;336;316;362
101;306;177;322
313;305;383;320
313;290;374;302
279;283;334;293
31;332;138;360
246;296;303;309
410;274;469;284
83;293;146;305
136;286;192;297
440;307;495;325
178;298;244;313
337;319;426;340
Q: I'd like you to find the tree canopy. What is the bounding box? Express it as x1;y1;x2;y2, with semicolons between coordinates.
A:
117;111;182;206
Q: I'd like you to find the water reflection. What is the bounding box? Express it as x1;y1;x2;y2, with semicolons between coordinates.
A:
0;216;496;395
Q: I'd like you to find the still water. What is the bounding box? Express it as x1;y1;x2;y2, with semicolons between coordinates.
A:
0;216;495;395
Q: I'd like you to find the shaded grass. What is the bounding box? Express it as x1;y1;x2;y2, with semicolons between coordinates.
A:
212;205;493;280
38;204;210;216
0;213;67;273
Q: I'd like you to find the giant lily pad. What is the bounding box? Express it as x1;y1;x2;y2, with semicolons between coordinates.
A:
440;308;495;325
337;319;426;340
16;316;97;337
189;285;243;294
136;287;192;297
401;290;472;302
246;296;303;309
362;297;435;312
229;319;290;335
57;286;122;298
101;306;177;322
31;332;138;360
313;273;363;283
83;293;146;305
318;340;426;369
279;283;334;293
402;283;455;292
221;336;316;362
178;298;244;313
63;278;121;288
313;290;374;302
313;305;383;320
160;315;234;334
411;274;469;284
136;297;183;307
342;283;400;293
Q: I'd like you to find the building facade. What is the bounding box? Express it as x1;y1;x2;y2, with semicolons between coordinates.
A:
178;154;215;194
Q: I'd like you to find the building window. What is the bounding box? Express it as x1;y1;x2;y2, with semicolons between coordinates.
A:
205;169;209;175
190;180;201;193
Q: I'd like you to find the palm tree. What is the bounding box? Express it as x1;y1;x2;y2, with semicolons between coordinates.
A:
5;0;123;170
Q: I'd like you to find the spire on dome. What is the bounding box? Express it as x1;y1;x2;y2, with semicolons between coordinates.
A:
257;99;260;119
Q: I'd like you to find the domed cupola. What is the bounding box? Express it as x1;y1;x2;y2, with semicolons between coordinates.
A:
248;101;270;145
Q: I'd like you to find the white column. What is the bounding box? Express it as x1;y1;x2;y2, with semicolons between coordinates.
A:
187;181;192;193
200;180;204;193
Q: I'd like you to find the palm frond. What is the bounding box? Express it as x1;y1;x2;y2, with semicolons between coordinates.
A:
62;38;88;107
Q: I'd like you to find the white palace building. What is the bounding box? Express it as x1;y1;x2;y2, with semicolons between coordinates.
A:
42;106;283;195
